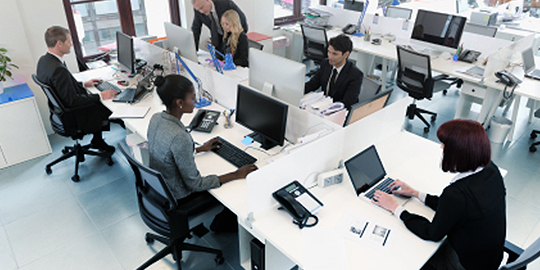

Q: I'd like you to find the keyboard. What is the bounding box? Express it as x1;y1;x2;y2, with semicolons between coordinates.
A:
113;87;137;103
212;136;257;168
95;81;121;94
364;178;395;200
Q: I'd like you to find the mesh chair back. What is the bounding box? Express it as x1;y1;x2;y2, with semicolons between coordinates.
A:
464;23;498;37
32;74;69;135
301;24;328;63
358;76;382;104
500;237;540;270
396;46;434;100
118;142;188;238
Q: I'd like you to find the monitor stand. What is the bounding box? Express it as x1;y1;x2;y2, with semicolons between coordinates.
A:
247;132;278;150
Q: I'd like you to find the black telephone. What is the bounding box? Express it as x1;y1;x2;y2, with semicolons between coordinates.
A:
272;180;323;229
342;24;358;35
495;70;521;87
458;50;481;63
188;109;220;133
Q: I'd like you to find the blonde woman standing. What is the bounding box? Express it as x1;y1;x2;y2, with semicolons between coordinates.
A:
220;9;249;67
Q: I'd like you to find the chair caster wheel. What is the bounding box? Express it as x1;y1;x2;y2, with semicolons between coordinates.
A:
431;115;436;122
106;157;114;166
443;90;447;95
145;233;154;244
215;254;224;265
45;167;52;175
71;175;80;182
530;146;537;153
531;133;537;139
424;127;430;133
62;148;68;154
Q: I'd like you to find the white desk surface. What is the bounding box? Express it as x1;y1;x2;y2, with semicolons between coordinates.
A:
251;131;451;270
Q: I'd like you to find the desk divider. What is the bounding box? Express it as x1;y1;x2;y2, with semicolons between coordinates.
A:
246;97;409;218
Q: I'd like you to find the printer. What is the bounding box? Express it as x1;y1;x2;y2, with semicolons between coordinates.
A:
470;10;498;26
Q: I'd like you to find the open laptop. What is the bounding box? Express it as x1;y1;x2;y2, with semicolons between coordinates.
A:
113;72;153;104
522;47;540;80
344;145;409;206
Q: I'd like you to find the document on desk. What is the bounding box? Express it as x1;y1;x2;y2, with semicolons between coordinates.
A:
336;210;397;251
302;226;349;270
110;106;150;119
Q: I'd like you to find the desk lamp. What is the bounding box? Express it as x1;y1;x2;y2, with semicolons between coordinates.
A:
174;52;211;108
207;44;236;72
353;0;369;37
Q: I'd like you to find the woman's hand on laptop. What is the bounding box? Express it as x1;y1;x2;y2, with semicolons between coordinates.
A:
388;180;419;199
372;191;398;214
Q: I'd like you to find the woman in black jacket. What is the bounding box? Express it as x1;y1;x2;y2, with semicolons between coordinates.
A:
373;119;506;270
220;9;249;67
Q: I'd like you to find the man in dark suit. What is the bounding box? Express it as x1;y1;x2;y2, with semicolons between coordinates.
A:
36;26;117;153
305;34;363;109
191;0;248;51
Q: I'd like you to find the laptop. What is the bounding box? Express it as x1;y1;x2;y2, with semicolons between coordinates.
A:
522;48;540;80
344;145;409;207
113;73;153;103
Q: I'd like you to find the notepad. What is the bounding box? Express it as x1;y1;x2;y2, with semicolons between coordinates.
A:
110;106;150;119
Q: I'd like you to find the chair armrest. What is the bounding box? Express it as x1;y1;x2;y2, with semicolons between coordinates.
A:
505;240;524;264
432;74;449;81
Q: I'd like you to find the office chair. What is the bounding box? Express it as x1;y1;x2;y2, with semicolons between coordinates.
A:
357;76;382;105
396;46;453;133
32;74;113;182
500;237;540;270
529;108;540;152
345;89;393;126
464;22;498;37
301;24;328;77
118;143;224;270
247;39;264;50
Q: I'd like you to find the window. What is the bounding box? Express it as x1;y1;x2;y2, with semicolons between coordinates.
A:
274;0;326;26
63;0;180;68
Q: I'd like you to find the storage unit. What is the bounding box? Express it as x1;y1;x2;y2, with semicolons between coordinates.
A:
0;83;51;168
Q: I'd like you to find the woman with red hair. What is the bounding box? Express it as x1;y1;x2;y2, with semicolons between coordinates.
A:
373;119;506;270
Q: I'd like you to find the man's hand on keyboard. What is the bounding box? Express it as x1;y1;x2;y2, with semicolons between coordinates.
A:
84;79;102;87
388;180;419;199
235;164;258;179
372;190;398;214
197;137;221;153
100;89;118;100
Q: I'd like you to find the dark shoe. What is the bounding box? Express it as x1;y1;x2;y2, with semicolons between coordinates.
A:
90;139;115;153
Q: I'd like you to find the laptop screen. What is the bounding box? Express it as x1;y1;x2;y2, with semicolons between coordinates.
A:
344;145;386;196
522;48;535;73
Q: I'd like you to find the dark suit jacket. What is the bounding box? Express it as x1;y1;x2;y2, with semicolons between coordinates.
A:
191;0;248;51
304;59;363;109
221;31;249;67
36;53;111;133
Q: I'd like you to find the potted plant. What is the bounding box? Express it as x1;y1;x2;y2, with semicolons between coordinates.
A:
0;48;19;94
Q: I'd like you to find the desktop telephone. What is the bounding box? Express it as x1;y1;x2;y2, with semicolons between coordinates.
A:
458;50;481;63
342;24;358;35
188;109;220;133
495;70;521;87
272;180;323;229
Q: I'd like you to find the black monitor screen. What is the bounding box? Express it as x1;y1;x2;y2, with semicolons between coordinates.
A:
344;0;364;12
411;10;466;49
116;31;135;74
236;85;288;150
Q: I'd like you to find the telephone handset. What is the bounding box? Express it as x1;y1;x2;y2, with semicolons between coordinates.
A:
495;70;521;87
272;180;323;229
342;24;358;35
188;109;220;133
458;50;481;63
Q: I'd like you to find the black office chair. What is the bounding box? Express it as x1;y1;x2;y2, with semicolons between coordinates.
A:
301;24;328;77
32;74;113;182
396;46;453;133
357;76;382;105
529;108;540;152
118;143;224;270
500;237;540;270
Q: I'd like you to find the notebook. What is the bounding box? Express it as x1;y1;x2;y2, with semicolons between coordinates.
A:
522;48;540;80
344;145;409;207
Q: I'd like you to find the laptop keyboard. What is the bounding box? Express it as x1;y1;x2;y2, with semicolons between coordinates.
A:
364;178;395;200
212;136;257;168
531;69;540;77
96;81;121;94
113;87;136;103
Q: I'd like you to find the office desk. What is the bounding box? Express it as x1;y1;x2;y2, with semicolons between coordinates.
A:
251;130;451;270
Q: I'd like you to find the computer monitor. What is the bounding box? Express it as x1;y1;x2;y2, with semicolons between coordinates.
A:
249;49;306;106
164;22;198;63
410;10;467;54
116;31;135;74
344;0;364;12
236;84;288;150
385;6;412;20
456;0;469;13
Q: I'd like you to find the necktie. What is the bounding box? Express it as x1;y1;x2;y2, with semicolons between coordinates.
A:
328;68;338;97
210;11;223;35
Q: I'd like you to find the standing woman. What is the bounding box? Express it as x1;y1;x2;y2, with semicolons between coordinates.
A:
220;9;249;67
372;119;506;270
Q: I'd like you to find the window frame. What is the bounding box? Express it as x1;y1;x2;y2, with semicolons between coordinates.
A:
274;0;327;26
